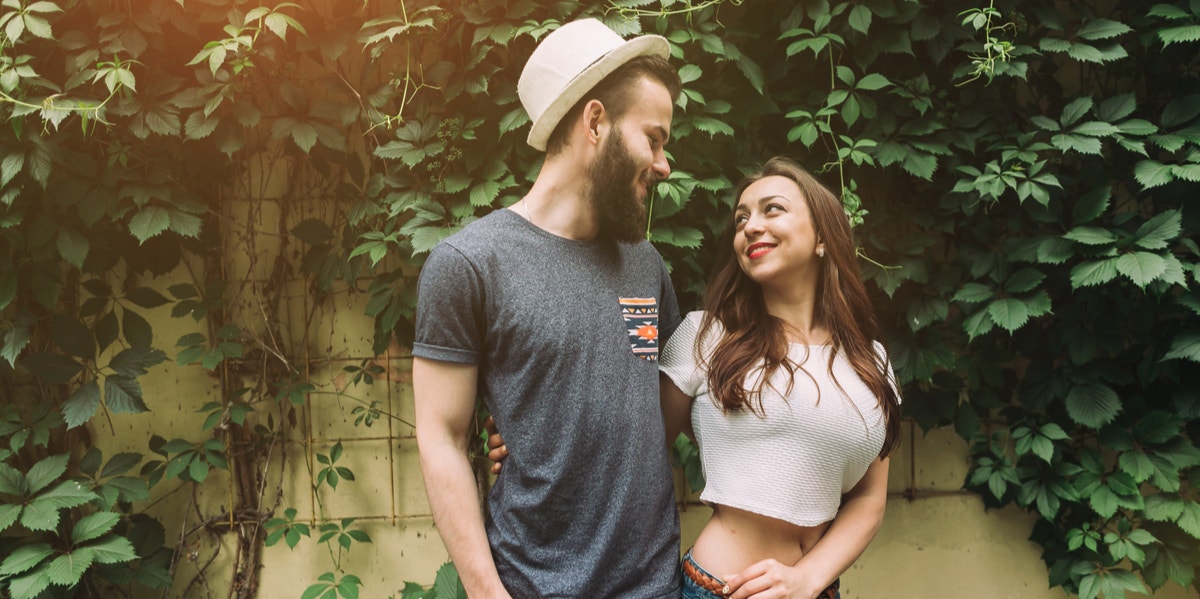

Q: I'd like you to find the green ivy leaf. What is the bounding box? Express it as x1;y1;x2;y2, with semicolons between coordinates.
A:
952;282;995;303
1134;209;1181;249
6;566;52;599
1090;486;1121;519
1144;494;1184;522
100;452;142;478
56;226;90;269
432;562;466;599
1118;451;1156;483
0;543;53;576
129;206;171;245
469;181;500;207
1070;258;1120;289
856;73;891;91
34;479;96;510
45;547;94;588
1162;332;1200;363
122;309;153;348
1004;268;1045;293
1064;226;1116;245
104;375;149;414
0;462;24;495
168;209;202;238
1158;24;1200;47
108;346;166;377
1134;160;1175;189
290;122;319;153
52;315;94;359
987;298;1030;333
1096;93;1136;121
1061;96;1094;127
25;454;67;494
125;287;170;309
62;380;101;428
20;352;83;385
1077;18;1132;41
1065;383;1121;429
962;308;995;340
71;511;121;544
291;219;333;245
1178;501;1200;538
0;501;20;531
1052;133;1103;154
87;534;138;565
848;4;871;33
1115;251;1167;287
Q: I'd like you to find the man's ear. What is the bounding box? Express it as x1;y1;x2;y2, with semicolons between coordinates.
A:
582;99;606;143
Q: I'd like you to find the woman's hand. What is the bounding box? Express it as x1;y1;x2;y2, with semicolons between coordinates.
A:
484;415;506;474
721;559;828;599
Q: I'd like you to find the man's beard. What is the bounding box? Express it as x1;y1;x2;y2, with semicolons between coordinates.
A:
587;128;651;244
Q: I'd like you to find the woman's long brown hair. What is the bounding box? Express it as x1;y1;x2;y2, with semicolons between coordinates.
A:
698;156;902;458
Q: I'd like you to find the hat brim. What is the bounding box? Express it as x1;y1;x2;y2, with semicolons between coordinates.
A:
526;35;670;151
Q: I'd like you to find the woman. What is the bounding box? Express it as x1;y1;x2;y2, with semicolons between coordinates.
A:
659;156;902;599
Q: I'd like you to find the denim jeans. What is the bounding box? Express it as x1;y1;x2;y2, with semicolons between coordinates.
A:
681;550;725;599
679;550;842;599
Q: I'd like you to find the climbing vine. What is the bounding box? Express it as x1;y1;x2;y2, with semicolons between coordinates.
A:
0;0;1198;598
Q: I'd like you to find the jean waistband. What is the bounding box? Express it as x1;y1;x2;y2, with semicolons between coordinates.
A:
682;550;726;595
681;549;842;599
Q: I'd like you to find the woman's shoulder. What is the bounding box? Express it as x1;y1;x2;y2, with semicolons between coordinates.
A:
665;310;722;348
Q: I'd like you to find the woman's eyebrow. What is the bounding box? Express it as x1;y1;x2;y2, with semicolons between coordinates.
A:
737;194;790;209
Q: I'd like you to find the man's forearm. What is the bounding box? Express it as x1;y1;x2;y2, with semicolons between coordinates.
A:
419;442;510;598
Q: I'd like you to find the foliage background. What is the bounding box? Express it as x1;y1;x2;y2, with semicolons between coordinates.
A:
0;0;1198;597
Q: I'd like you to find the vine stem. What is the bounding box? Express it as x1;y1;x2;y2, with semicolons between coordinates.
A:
608;0;743;19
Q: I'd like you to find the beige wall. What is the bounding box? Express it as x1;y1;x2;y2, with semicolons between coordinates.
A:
99;292;1200;598
87;157;1197;598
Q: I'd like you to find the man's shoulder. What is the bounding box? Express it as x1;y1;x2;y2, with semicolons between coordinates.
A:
624;238;667;258
432;209;519;256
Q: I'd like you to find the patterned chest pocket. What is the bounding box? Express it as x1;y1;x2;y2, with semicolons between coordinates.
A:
619;297;660;362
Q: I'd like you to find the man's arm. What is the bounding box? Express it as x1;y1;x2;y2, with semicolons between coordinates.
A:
413;357;511;599
659;373;694;446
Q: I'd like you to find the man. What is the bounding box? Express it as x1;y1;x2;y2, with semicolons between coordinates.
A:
412;18;685;599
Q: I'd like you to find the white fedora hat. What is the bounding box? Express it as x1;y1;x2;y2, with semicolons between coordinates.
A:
518;18;670;151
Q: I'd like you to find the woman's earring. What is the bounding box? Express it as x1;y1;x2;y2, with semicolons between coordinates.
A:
816;247;826;258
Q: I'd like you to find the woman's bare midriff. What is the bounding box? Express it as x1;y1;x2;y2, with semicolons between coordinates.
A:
689;504;831;577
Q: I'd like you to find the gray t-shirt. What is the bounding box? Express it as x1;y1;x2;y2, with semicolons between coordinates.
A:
414;208;682;599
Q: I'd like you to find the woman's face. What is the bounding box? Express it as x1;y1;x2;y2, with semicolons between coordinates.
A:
732;175;823;288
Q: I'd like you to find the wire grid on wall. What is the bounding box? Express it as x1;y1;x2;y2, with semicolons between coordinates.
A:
221;152;424;533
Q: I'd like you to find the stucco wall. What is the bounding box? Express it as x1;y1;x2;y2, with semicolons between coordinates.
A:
97;292;1200;598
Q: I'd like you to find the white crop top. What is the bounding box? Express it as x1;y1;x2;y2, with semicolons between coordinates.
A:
659;311;895;528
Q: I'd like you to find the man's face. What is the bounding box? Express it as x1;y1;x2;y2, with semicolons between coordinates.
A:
587;77;674;244
588;126;646;243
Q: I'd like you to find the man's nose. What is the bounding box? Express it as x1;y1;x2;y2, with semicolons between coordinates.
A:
651;149;670;179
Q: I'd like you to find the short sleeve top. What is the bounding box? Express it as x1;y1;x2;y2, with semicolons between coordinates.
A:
659;311;893;527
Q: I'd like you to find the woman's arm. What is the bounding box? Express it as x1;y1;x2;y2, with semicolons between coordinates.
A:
723;457;890;599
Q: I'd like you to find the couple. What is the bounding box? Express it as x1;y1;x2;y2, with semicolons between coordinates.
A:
413;18;901;599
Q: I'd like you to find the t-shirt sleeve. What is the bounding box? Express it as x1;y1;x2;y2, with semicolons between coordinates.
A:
659;311;704;397
657;258;682;344
874;340;902;405
412;242;484;364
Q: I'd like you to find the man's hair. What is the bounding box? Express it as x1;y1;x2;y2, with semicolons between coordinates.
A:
544;55;681;156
